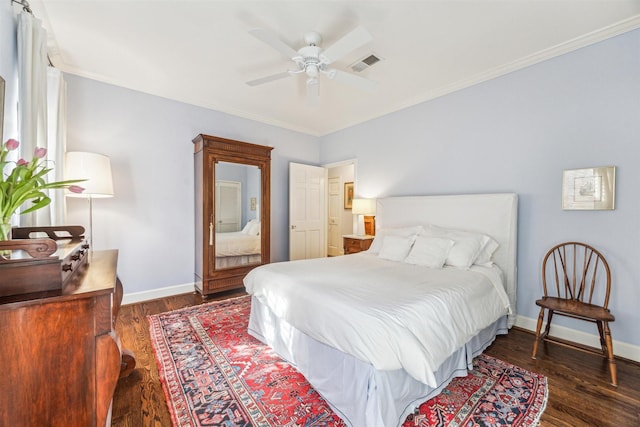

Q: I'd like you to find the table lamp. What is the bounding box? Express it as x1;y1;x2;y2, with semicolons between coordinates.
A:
351;198;376;236
64;151;114;249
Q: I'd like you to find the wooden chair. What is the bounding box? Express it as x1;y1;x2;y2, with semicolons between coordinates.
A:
531;242;617;386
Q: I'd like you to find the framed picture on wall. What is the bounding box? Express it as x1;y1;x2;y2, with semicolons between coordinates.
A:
562;166;616;210
344;182;354;209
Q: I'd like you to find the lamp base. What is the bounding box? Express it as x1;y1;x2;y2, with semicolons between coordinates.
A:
364;215;375;236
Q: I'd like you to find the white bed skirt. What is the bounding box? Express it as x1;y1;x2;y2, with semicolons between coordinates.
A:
215;254;261;269
248;296;508;427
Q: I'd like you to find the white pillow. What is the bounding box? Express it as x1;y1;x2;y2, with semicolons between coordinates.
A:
404;236;455;268
422;224;490;269
474;237;499;266
368;226;423;254
378;235;415;262
446;236;486;268
247;221;260;236
241;220;255;234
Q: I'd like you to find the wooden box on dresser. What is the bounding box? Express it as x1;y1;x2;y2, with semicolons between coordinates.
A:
0;227;134;427
193;134;273;297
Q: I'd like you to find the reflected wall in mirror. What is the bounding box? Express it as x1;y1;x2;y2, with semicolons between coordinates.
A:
214;162;262;269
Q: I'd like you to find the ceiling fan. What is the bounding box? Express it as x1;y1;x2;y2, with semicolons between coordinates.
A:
246;26;376;102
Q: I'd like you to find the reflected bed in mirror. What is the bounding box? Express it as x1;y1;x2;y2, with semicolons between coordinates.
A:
215;162;261;269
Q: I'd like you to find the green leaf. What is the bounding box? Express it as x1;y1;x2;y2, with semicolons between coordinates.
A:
21;195;51;214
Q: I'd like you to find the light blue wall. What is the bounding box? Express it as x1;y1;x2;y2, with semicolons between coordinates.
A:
319;29;640;347
63;75;319;293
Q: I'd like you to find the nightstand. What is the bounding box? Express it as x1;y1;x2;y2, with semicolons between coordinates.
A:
343;234;375;254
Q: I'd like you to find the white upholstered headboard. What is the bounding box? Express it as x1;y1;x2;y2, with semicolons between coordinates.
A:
376;193;518;327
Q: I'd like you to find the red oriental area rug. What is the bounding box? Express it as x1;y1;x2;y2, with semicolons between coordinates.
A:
149;295;547;427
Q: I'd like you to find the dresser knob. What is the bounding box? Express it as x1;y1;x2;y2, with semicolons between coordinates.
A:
62;264;73;272
71;254;80;261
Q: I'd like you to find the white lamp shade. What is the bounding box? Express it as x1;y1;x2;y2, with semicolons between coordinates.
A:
351;198;376;215
65;151;114;198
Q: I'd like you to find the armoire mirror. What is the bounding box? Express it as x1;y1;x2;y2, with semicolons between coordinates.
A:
193;134;273;297
214;161;262;269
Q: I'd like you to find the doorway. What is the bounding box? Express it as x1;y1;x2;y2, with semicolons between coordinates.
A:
325;160;356;256
288;159;356;260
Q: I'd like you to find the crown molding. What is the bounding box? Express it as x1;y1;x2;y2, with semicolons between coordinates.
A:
382;15;640;132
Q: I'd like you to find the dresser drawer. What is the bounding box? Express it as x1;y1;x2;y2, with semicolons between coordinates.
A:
343;236;373;254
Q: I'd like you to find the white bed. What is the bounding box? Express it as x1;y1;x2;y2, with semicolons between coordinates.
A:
215;221;261;268
244;193;518;427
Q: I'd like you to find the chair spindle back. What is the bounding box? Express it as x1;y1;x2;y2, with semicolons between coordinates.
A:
541;242;611;308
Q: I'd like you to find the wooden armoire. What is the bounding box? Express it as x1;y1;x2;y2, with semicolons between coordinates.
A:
193;134;272;297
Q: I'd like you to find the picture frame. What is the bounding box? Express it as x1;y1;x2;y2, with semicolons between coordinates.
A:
344;182;354;209
562;166;616;210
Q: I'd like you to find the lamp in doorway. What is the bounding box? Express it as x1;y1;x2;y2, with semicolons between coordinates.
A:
351;198;376;236
64;152;114;250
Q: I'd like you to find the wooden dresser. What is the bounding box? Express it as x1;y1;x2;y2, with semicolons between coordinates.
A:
0;228;134;427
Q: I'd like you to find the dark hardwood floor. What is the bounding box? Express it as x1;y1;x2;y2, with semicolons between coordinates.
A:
112;291;640;427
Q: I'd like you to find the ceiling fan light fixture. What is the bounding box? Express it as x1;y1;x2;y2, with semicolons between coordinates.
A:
306;63;319;77
247;26;375;97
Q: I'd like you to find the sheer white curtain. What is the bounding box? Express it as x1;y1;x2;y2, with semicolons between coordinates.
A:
47;68;68;226
17;11;67;226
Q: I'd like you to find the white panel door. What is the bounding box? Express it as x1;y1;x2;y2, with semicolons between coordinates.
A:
327;177;342;256
289;162;327;260
215;180;241;232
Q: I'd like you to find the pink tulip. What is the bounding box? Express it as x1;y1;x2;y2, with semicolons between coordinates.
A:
34;147;47;158
68;185;85;194
5;139;19;150
17;159;29;166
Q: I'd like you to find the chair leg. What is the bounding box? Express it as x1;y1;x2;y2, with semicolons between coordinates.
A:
596;321;607;354
603;322;617;387
532;307;546;359
543;310;554;338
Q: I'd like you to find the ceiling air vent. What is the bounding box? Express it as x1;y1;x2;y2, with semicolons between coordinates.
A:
350;54;382;73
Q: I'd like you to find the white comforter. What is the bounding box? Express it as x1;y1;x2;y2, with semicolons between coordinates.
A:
244;253;511;387
215;232;261;256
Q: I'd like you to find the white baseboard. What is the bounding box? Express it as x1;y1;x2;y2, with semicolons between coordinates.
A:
122;282;195;305
516;315;640;363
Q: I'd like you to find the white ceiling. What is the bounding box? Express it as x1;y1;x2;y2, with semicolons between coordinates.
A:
28;1;640;137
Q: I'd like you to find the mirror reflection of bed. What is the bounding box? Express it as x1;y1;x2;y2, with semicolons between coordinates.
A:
214;161;261;269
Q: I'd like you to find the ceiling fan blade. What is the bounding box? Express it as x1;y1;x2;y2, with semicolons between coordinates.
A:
329;69;376;92
306;78;320;105
246;71;292;87
249;28;299;59
321;26;372;64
